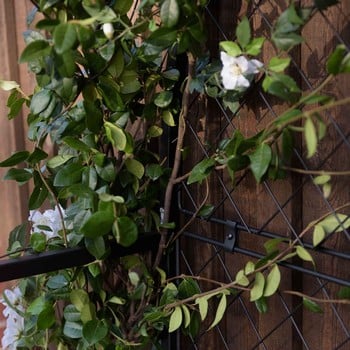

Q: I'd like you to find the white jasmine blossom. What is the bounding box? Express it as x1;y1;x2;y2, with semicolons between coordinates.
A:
29;205;66;239
220;51;263;90
103;23;114;39
1;287;25;350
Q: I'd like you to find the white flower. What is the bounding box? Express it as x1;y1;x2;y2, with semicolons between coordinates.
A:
1;287;25;350
220;52;263;90
103;23;114;39
29;205;66;239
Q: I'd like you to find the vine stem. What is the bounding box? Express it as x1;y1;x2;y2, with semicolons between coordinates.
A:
153;52;196;270
35;165;68;246
283;290;350;304
282;166;350;176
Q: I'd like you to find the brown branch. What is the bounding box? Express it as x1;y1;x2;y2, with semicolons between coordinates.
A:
284;290;350;305
153;52;196;270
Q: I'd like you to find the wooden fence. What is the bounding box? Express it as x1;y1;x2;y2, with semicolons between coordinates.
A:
0;1;349;349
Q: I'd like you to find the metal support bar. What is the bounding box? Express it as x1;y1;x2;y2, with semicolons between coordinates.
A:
0;234;160;282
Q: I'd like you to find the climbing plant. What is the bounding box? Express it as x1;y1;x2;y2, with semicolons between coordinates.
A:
0;0;350;349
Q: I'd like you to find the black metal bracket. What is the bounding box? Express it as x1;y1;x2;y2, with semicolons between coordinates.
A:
223;220;237;252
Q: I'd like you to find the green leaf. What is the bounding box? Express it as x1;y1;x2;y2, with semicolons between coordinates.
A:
326;44;347;75
147;28;178;47
147;125;163;138
30;232;46;253
47;155;75;169
146;164;163;180
104;121;127;151
64;305;81;322
0;151;29;167
317;213;350;234
263;265;281;297
303;297;323;313
304;118;318;158
208;293;227;330
255;297;268;313
160;0;180;28
27;296;49;315
125;158;145;179
85;236;106;259
338;286;350;299
113;216;138;247
195;297;208;321
236;17;251;49
162;110;176;126
30;89;52;115
219;41;242;57
296;246;314;264
80;211;114;238
169;306;183;333
244;261;255;275
235;269;250;286
54;162;83;186
82;319;108;345
249;143;272;182
37;304;56;330
63;321;83;339
268;57;291;72
178;278;200;299
53;23;77;54
250;272;265;301
63;137;91;152
313;175;331;185
154;91;173;108
313;224;326;247
47;274;69;289
4;168;32;183
113;0;133;14
19;40;51;63
245;37;265;56
181;305;191;328
187;158;215;185
70;289;89;312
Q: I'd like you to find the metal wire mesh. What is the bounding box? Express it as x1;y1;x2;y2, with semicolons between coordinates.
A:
174;1;350;349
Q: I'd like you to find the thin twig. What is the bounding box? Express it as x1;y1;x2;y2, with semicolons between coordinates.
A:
284;290;350;305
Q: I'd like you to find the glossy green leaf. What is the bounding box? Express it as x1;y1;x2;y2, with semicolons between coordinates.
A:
104;121;127;151
70;289;89;312
47;274;69;290
303;298;323;313
160;0;180;28
113;216;138;247
63;321;83;339
296;246;314;264
268;57;291;72
80;211;114;238
146;164;163;180
181;305;191;328
264;265;281;297
113;0;133;14
236;17;251;48
313;224;326;247
54;162;83;186
249;143;272;182
85;236;107;259
82;319;108;345
187;158;215;185
37;304;56;330
245;37;265;55
326;44;346;74
219;41;242;57
30;89;52;115
19;40;51;63
304;118;318;158
195;297;208;321
64;305;81;322
169;306;183;333
244;261;255;275
255;297;268;313
30;232;46;253
148;125;163;138
208;293;227;330
178;278;200;299
162;110;176;126
317;213;350;234
235;269;250;287
4;168;32;183
250;272;265;301
0;151;30;167
53;23;77;54
125;158;145;179
154;91;173;108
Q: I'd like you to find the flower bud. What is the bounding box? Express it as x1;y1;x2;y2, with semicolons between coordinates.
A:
103;23;114;40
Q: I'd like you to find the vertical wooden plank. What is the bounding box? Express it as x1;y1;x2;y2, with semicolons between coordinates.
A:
301;1;350;348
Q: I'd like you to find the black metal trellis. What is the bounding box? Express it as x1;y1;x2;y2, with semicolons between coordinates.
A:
173;1;350;349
